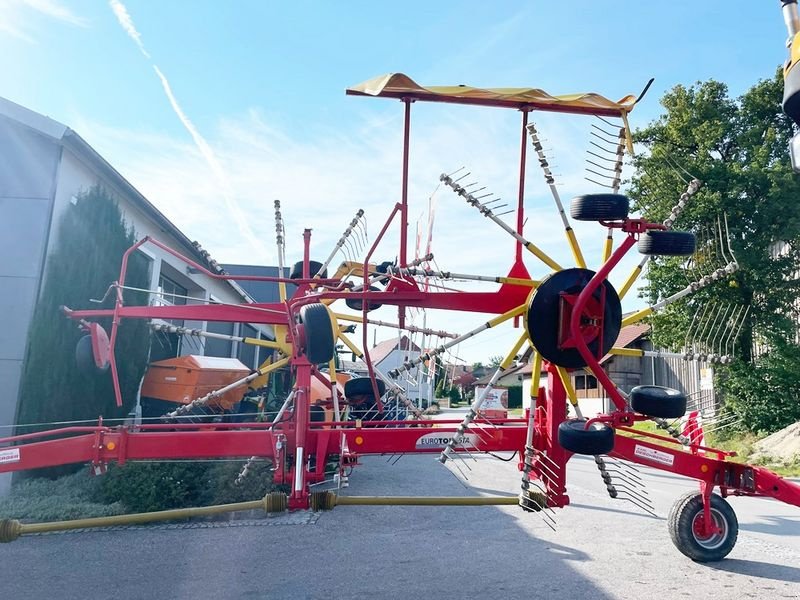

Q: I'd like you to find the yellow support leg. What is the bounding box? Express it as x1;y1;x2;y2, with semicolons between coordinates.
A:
618;264;643;300
621;307;654;327
566;228;586;269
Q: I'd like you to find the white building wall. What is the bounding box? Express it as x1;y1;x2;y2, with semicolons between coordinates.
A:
375;349;432;404
0;118;62;495
522;374;611;417
0;105;269;494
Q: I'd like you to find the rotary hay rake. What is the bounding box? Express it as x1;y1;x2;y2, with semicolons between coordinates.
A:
1;73;799;562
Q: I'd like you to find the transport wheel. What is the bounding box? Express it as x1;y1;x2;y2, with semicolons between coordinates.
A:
344;377;386;398
525;268;622;369
557;418;615;455
638;231;696;256
569;194;630;221
345;285;383;312
630;385;687;419
289;260;327;279
668;491;738;562
300;303;336;364
75;335;108;373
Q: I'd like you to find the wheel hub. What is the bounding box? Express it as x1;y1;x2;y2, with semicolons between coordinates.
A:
525;268;622;368
691;509;727;550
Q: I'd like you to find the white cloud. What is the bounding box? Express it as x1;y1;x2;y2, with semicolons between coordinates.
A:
0;20;36;43
104;1;269;261
152;65;271;262
22;0;88;27
1;0;88;42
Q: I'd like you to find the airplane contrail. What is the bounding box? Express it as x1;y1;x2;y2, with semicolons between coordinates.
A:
108;0;270;262
152;65;270;259
109;0;149;58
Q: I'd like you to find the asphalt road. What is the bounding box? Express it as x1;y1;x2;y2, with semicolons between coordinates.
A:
1;431;799;599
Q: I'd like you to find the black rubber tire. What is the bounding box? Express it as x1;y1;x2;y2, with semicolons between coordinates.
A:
345;285;383;312
638;231;696;256
376;260;395;274
526;268;622;369
557;418;615;455
75;335;108;373
344;377;386;398
668;491;738;562
570;194;630;221
300;303;335;364
290;260;327;279
630;385;687;419
309;405;326;423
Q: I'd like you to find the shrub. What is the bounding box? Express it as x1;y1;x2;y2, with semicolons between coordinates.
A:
16;186;151;481
98;462;214;513
205;460;280;505
97;460;280;513
0;471;125;522
717;341;800;434
448;387;461;404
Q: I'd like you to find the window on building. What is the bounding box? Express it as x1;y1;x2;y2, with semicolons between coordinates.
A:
153;273;189;334
574;375;598;390
157;274;188;306
205;321;234;358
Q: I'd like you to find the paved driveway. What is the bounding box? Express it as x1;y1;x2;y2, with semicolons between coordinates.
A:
1;447;799;599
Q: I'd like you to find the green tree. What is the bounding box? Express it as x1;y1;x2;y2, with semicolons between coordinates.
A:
448;386;461;405
16;187;151;443
488;355;503;368
628;69;800;432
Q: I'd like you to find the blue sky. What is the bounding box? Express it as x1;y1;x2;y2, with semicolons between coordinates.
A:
0;1;789;363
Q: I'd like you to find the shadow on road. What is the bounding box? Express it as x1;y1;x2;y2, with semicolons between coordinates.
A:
739;514;800;537
710;558;800;583
568;501;661;521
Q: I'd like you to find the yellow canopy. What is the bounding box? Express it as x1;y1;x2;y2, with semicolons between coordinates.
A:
346;73;639;118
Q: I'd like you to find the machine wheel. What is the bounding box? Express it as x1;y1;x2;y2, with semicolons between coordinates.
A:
290;260;327;279
638;231;696;256
310;405;326;423
75;335;108;373
630;385;687;419
558;418;615;455
526;268;622;369
345;285;383;312
570;194;630;221
668;491;738;562
300;303;335;364
344;377;386;398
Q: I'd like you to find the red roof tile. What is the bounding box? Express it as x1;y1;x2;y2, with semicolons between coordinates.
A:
600;323;650;364
367;335;422;365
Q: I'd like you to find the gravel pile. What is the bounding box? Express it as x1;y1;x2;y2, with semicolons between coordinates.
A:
752;421;800;464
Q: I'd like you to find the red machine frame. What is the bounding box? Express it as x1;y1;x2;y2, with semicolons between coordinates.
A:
1;78;799;549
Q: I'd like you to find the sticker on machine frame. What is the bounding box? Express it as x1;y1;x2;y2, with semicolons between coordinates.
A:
0;448;20;465
634;444;674;466
415;433;478;450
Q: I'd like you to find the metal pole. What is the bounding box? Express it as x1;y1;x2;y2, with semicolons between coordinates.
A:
516;110;529;263
400;99;412;268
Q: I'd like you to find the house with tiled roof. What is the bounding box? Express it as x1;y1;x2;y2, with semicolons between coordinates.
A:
517;323;652;416
363;335;431;405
